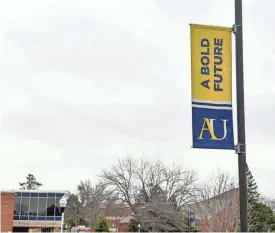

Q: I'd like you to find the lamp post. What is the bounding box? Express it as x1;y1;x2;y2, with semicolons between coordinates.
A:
234;0;248;231
59;195;67;233
138;224;141;233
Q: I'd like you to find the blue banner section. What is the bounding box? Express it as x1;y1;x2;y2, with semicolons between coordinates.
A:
189;212;195;229
192;106;234;150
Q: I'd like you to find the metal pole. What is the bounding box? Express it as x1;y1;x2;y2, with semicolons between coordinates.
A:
234;0;248;232
61;212;64;233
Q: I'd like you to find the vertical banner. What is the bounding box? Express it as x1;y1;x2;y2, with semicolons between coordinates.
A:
189;211;195;229
190;24;234;150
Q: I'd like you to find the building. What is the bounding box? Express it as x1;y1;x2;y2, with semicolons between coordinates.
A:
1;188;239;232
99;203;133;232
96;189;239;232
183;188;239;232
102;188;238;232
1;191;14;232
1;190;65;232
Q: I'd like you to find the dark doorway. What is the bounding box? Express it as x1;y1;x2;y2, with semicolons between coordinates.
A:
13;227;29;232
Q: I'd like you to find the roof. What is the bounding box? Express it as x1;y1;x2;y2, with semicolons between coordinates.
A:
1;189;66;194
0;190;15;193
104;215;133;224
182;188;239;220
118;215;133;223
99;203;133;218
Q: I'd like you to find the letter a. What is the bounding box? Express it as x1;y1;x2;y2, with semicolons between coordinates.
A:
197;118;218;140
201;80;210;89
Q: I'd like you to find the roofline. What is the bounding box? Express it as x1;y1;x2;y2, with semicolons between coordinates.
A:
183;188;239;208
0;191;15;194
204;187;239;202
1;189;66;194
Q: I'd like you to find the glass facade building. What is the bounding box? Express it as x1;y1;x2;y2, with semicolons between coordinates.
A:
13;191;65;221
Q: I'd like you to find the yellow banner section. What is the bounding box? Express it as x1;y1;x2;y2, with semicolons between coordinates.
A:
190;24;232;102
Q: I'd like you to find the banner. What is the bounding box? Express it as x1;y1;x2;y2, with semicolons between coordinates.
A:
190;24;234;150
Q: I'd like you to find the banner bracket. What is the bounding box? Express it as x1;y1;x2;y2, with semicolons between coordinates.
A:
232;24;242;34
235;143;246;154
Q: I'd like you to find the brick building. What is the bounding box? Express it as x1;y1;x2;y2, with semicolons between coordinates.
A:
1;190;66;232
0;190;133;233
99;203;133;232
101;189;239;232
183;188;239;232
1;191;15;232
1;188;239;232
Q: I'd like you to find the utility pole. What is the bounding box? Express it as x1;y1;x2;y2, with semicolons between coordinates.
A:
234;0;248;231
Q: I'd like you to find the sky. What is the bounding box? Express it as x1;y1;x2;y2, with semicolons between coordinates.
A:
1;0;275;197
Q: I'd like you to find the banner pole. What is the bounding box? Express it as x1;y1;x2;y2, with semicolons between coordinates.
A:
234;0;248;231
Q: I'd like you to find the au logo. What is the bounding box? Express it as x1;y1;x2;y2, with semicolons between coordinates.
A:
198;118;228;140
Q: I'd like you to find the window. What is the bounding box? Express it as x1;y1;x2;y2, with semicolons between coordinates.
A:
14;196;21;215
56;193;63;198
39;193;47;198
38;198;47;216
20;197;30;216
22;192;30;197
29;197;38;216
31;192;39;197
48;193;55;198
55;196;62;216
46;198;56;216
15;192;65;221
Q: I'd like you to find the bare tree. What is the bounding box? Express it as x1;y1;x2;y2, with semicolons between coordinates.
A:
100;156;197;214
102;201;130;232
186;169;239;232
65;192;86;227
76;179;114;227
100;156;137;212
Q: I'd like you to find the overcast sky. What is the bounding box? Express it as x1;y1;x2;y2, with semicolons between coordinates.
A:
1;0;274;197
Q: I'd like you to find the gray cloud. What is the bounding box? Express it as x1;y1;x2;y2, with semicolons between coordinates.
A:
2;100;188;147
2;16;183;98
1;11;189;147
1;0;275;195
